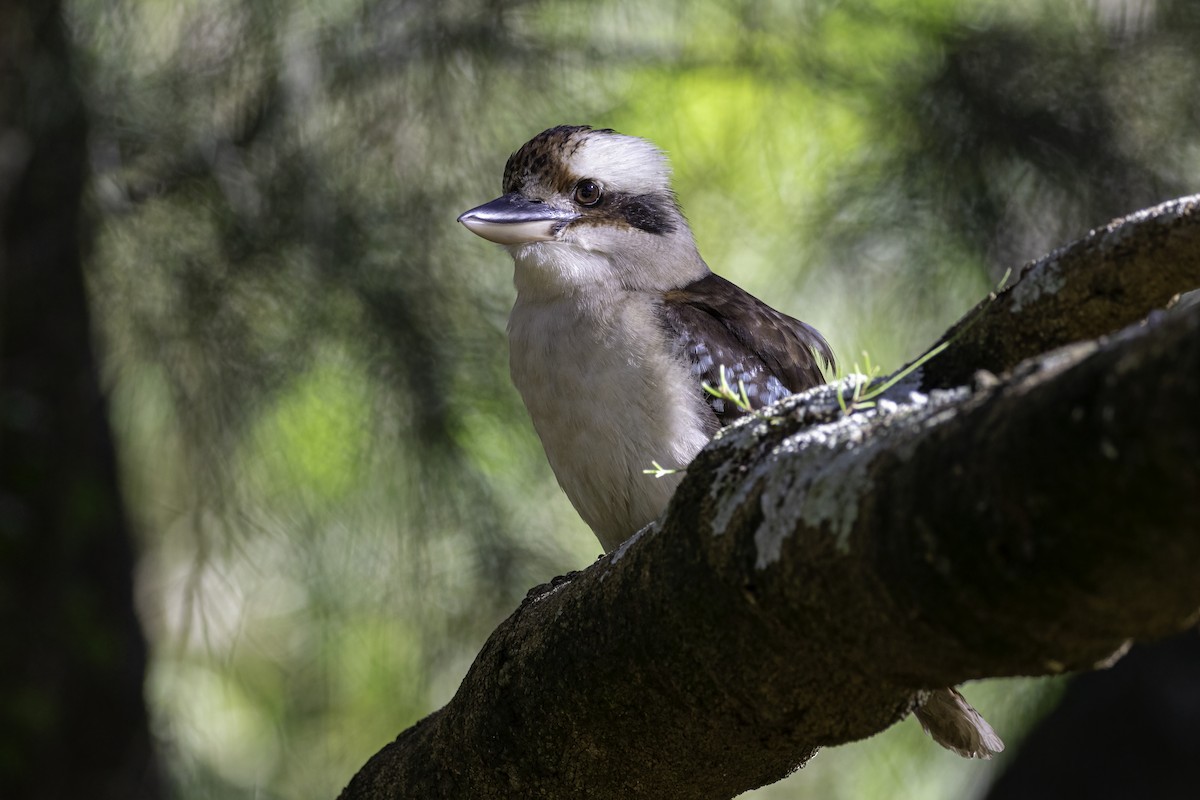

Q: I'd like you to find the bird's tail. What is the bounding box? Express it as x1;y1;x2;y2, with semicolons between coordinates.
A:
914;687;1005;759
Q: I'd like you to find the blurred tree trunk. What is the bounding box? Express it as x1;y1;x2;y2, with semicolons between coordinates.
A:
986;630;1200;800
338;196;1200;800
0;4;161;799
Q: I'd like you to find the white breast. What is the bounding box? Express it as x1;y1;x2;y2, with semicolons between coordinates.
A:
508;292;712;552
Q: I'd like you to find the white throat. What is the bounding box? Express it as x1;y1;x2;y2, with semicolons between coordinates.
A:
506;264;712;552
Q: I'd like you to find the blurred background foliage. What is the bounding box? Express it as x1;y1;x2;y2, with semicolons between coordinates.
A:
63;0;1198;797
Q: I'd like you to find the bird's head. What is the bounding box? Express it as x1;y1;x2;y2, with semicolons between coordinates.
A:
458;126;706;297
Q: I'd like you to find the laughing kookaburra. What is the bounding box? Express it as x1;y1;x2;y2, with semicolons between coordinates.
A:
458;125;1003;760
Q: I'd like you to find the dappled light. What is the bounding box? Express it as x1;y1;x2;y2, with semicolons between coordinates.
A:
53;0;1200;797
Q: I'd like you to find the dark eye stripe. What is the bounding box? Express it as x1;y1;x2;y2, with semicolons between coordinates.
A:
567;191;678;236
613;193;676;235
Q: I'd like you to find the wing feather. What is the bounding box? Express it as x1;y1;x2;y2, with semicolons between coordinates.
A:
659;273;835;428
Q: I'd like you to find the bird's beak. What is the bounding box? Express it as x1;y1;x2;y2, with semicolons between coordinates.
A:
457;193;578;245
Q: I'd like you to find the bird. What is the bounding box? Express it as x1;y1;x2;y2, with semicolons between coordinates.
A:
458;125;1003;759
458;125;833;552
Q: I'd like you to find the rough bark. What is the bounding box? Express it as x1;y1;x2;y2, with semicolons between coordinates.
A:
920;194;1200;389
339;196;1200;800
0;5;162;799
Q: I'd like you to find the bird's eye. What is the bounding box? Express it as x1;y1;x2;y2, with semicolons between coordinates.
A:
574;180;603;207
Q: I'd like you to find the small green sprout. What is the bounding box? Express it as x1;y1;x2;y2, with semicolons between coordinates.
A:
642;460;679;478
836;341;950;415
835;266;1009;414
997;267;1013;291
702;364;753;414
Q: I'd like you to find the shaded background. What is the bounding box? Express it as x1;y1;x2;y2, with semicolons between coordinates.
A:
21;0;1200;797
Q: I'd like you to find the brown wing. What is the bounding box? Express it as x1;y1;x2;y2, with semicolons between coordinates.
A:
659;272;835;428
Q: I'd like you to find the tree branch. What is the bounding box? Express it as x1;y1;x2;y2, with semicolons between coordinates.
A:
339;197;1200;800
921;193;1200;389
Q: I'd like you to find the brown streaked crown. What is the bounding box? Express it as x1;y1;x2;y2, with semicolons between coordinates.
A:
501;126;679;237
502;125;611;195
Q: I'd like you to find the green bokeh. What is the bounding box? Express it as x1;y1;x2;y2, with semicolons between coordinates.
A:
69;0;1200;797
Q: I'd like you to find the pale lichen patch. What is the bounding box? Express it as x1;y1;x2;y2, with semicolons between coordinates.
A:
725;380;972;570
705;381;848;536
609;521;654;566
709;459;751;537
1009;258;1065;313
772;438;870;564
1094;193;1200;251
